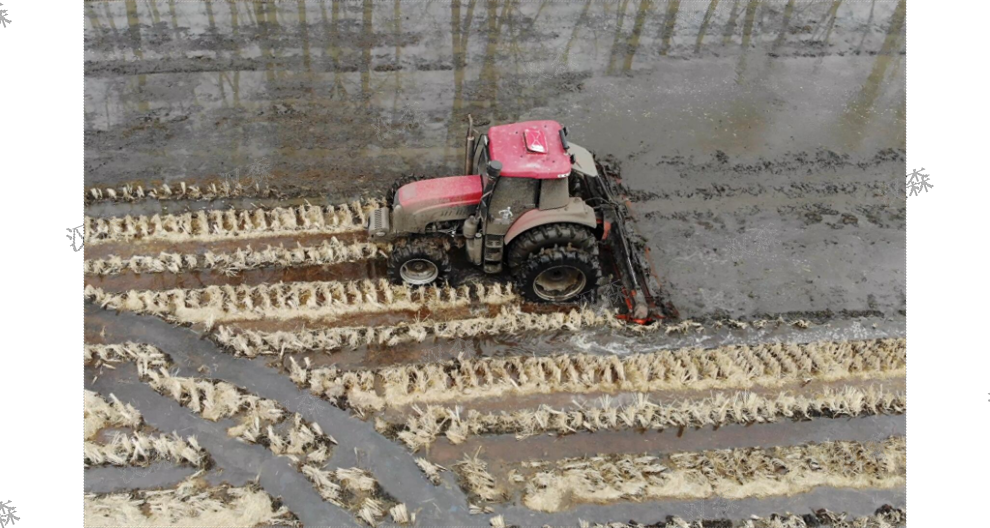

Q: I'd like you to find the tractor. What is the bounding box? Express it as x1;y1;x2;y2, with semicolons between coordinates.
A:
367;118;673;323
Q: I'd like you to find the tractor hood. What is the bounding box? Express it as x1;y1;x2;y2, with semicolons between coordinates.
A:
488;120;572;179
397;175;483;210
391;175;483;234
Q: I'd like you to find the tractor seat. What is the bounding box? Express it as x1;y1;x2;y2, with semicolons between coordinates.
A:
397;175;483;209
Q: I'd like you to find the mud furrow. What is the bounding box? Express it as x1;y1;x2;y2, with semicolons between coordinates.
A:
84;238;387;276
85;344;404;524
85;303;478;527
471;437;906;512
392;385;905;451
86;363;352;526
84;199;381;245
283;339;904;412
583;506;905;528
84;474;299;527
85;279;517;326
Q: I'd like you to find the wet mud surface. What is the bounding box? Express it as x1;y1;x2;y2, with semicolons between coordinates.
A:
85;1;906;524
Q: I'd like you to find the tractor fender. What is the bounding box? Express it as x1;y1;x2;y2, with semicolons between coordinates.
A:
504;197;597;246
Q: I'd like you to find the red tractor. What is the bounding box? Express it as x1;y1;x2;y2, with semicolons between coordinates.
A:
367;118;673;323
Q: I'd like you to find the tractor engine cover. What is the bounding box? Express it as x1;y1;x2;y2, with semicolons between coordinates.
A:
488;120;572;179
392;175;483;233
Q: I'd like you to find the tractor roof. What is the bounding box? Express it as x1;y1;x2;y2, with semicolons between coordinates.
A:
487;120;572;179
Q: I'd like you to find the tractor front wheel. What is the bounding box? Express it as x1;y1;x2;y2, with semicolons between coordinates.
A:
388;238;450;286
517;247;601;303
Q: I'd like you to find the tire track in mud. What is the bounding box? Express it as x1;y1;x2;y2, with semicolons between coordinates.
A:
85;302;478;526
497;487;905;528
86;363;352;527
85;463;199;495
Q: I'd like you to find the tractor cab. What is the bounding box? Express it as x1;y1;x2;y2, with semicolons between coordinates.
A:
474;120;572;179
470;120;575;216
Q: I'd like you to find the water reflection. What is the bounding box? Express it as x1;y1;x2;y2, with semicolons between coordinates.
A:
84;0;905;186
839;0;905;149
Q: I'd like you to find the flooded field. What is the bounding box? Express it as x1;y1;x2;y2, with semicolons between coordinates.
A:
84;1;906;527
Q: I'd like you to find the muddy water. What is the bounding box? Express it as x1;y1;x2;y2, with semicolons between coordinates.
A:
86;0;905;323
85;1;906;522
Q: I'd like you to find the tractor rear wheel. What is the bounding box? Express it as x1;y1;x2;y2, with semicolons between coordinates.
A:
506;223;597;274
517;247;601;303
385;174;429;208
388;238;450;286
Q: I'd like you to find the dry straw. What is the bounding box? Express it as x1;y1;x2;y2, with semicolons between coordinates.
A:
454;451;506;504
84;342;170;377
581;507;906;528
414;457;448;485
213;306;621;357
84;390;142;439
84;431;208;468
84;238;388;276
84;473;299;527
519;437;905;512
388;503;414;525
282;339;905;412
84;199;381;245
85;181;285;203
210;310;820;359
395;385;905;451
86;279;517;327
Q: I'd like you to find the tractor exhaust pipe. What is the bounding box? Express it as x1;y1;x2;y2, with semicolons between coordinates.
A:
464;114;475;174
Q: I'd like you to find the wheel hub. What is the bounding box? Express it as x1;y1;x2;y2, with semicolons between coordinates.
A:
533;265;587;301
399;258;439;285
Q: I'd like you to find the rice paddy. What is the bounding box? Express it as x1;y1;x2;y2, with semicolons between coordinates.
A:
84;474;299;527
277;339;904;413
84;200;381;245
213;305;623;357
84;238;388;276
83;195;906;526
85;181;284;203
448;437;906;512
394;385;905;451
84;279;517;326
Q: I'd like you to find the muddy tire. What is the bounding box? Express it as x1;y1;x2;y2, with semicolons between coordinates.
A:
506;223;597;274
517;247;601;303
385;174;429;208
388;238;450;287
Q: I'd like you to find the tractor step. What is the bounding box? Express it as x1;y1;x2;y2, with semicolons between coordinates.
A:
483;234;505;273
